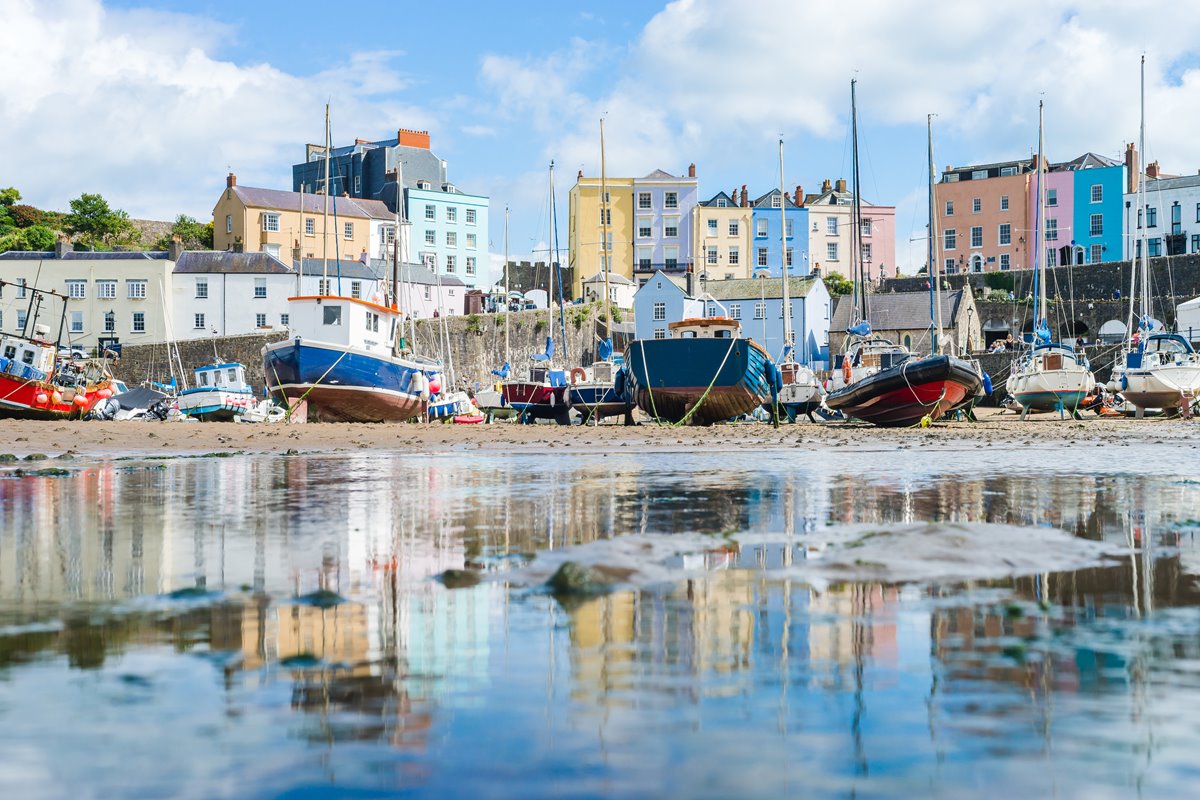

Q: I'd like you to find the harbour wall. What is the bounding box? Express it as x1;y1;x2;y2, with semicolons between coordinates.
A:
113;331;288;394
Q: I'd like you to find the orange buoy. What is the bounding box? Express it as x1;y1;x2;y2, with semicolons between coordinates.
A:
842;357;852;384
73;394;89;407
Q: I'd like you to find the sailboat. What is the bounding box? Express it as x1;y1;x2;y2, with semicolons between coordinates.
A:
763;138;824;423
500;162;571;424
1109;56;1200;415
1006;100;1095;418
824;81;982;427
569;119;634;423
263;105;432;422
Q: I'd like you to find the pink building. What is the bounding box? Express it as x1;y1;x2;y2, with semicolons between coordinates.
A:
1028;165;1076;268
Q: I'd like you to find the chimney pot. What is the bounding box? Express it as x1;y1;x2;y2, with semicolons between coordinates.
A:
741;184;748;207
168;234;185;262
835;179;847;194
688;162;696;178
54;234;71;258
1147;160;1160;179
822;179;832;193
226;172;237;188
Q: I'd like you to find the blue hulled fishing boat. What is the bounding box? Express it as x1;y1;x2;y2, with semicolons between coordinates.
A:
623;318;779;425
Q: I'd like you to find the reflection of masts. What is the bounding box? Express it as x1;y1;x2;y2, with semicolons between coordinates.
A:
851;583;869;777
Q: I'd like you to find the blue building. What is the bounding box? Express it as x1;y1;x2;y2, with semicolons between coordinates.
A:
749;189;810;278
292;128;489;288
632;272;830;368
1066;153;1124;265
632;167;699;282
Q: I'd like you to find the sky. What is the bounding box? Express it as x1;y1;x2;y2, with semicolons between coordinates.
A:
7;0;1200;283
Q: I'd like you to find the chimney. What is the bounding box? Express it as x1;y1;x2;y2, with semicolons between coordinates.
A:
578;169;583;180
1147;160;1160;179
795;185;803;207
822;179;832;193
167;234;185;262
685;267;695;296
226;172;237;188
835;179;847;194
1030;154;1040;172
741;184;749;207
396;128;431;149
54;234;71;258
688;162;696;178
1125;142;1139;194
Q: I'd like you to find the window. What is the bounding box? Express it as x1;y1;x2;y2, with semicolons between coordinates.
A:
1092;244;1104;262
754;302;766;319
1046;189;1057;207
858;245;867;264
424;229;436;246
861;219;871;236
226;214;233;234
354;175;361;194
827;242;838;261
728;246;739;265
728;220;739;236
323;306;342;326
1045;218;1058;242
972;197;981;213
17;279;26;298
1193;235;1200;253
17;310;26;330
103;312;114;333
195;279;208;299
786;220;794;238
131;312;145;333
256;313;267;327
466;257;476;275
1045;247;1058;267
757;248;768;266
66;280;86;299
826;217;838;235
343;222;353;240
1000;166;1018;176
446;207;457;223
944;229;956;250
1090;214;1103;237
281;313;289;326
466;233;477;249
971;170;988;180
263;213;280;232
664;247;678;270
638;192;651;209
771;194;782;209
350;281;362;299
447;231;457;247
664;218;678;238
319;278;330;295
423;285;431;300
730;305;741;320
70;311;84;333
944;258;956;274
1172;202;1182;235
999;223;1012;245
254;278;267;298
305;218;315;236
971;226;983;248
653;328;666;340
465;208;476;224
756;219;769;237
1138;208;1143;228
945;200;954;216
599;207;611;225
664;192;678;209
128;280;147;299
1196;203;1200;223
194;313;205;329
706;246;718;265
425;205;435;221
1091;184;1103;203
97;280;116;299
786;247;795;266
446;255;456;273
1148;238;1162;257
1000;195;1009;211
999;253;1011;271
707;219;718;235
638;248;652;270
638;218;652;238
653;302;666;321
263;243;281;259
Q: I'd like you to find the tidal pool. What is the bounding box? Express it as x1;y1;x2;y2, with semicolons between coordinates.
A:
1;443;1199;798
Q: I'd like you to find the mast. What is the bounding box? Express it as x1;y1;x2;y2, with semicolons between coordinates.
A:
1036;100;1048;332
928;114;944;355
779;138;792;360
552;162;568;354
503;205;510;365
321;104;331;296
546;163;555;358
850;79;867;325
1138;54;1150;330
600;119;612;348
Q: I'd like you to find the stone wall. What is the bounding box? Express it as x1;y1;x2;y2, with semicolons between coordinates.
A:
113;331;288;393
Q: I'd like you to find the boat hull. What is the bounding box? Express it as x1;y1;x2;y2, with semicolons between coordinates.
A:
0;374;106;420
262;338;428;423
623;337;774;425
501;381;570;421
1008;359;1093;412
177;388;255;422
569;382;631;420
825;354;981;427
1121;364;1200;410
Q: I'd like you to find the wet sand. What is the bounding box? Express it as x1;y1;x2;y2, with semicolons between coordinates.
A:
2;406;1199;458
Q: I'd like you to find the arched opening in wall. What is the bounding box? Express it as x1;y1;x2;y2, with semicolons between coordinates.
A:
1073;245;1086;265
903;334;913;350
982;317;1012;347
1060;319;1090;344
1098;319;1127;344
971;254;984;273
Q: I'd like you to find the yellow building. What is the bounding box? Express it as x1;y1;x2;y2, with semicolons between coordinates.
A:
212;174;395;269
694;190;754;281
568;175;634;300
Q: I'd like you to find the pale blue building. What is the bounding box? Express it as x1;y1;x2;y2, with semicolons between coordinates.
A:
749;189;810;278
632;167;699;282
410;185;489;289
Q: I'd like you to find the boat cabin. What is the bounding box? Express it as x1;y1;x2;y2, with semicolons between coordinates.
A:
285;296;400;356
0;330;55;383
835;337;911;371
668;318;740;340
530;366;568;387
590;360;615;384
1127;332;1197;369
194;363;251;393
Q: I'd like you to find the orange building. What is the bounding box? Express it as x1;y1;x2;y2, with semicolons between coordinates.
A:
934;158;1035;275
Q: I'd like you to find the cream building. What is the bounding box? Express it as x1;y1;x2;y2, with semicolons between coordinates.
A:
212;174;397;268
568;175;635;299
804;179;898;282
694;190;754;281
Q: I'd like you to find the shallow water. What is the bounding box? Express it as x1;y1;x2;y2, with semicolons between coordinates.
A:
1;443;1200;798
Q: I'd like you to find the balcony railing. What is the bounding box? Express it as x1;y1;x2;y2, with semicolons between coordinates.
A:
634;261;687;274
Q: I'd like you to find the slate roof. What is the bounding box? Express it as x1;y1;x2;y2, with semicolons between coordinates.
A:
174;252;291;274
232;186;394;220
702;276;819;301
1054;152;1120;171
751;188;800;209
830;289;965;332
699;191;736;207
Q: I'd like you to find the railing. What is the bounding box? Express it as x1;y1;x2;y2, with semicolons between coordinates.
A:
633;262;687;274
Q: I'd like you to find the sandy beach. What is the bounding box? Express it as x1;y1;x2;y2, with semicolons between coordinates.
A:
2;407;1198;458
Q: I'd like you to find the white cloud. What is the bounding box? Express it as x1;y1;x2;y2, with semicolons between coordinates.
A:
0;0;429;221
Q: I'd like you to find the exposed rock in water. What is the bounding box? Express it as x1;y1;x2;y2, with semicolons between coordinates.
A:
437;569;481;589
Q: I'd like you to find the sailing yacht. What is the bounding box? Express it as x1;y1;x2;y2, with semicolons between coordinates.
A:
1006;101;1095;417
1109;57;1200;414
501;162;571;424
825;86;982;427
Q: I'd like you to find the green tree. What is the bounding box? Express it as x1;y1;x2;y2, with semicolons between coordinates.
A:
823;271;854;296
154;214;214;249
0;187;20;207
24;224;55;250
65;193;119;249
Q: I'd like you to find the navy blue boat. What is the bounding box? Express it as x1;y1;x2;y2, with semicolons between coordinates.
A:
623;318;779;425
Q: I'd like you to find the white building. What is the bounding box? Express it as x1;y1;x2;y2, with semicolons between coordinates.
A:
1123;171;1200;261
297;258;464;318
171;252;296;341
581;271;636;310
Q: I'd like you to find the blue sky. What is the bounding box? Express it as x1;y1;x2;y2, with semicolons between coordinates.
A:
8;0;1200;281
